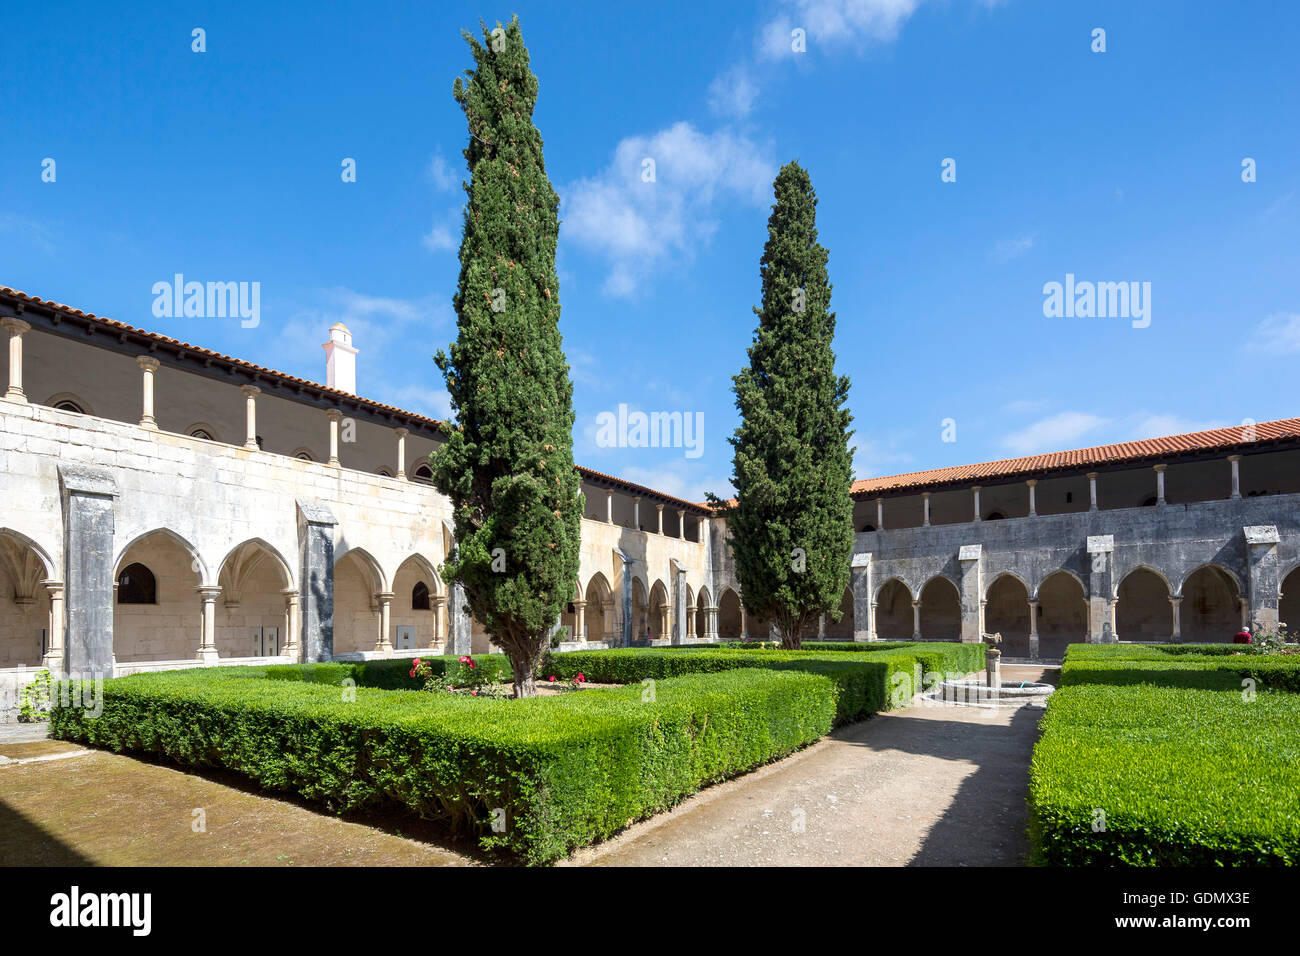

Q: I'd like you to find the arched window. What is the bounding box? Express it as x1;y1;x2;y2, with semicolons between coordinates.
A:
294;450;315;462
984;511;1006;521
117;563;157;604
861;523;876;532
412;581;431;610
412;464;434;484
55;400;85;413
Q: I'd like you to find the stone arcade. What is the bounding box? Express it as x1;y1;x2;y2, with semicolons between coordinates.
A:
2;286;1299;688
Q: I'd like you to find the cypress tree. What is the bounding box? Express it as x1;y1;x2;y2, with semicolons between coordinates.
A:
710;161;855;650
431;16;582;697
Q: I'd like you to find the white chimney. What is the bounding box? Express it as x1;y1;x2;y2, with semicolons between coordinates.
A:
323;323;358;394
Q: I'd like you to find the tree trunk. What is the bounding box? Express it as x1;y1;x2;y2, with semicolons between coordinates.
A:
779;615;805;651
503;631;545;698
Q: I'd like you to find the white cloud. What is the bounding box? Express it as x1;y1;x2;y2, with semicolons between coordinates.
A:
1001;411;1109;456
708;64;760;117
422;220;458;253
427;151;460;192
1245;312;1300;355
562;121;775;295
383;385;454;421
759;0;925;59
620;465;735;503
1127;414;1230;440
990;234;1035;262
0;214;56;254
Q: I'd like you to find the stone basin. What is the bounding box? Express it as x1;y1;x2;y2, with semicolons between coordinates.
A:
930;679;1055;707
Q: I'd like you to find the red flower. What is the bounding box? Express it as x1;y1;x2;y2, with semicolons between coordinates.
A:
470;690;478;696
576;672;586;683
548;675;557;682
409;669;416;678
413;658;422;666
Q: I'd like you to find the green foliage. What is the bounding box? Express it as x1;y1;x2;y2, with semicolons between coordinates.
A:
710;161;854;649
50;663;833;865
1028;644;1300;865
18;669;52;723
431;15;582;694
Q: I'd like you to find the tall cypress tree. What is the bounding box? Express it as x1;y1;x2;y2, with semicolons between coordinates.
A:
431;16;582;697
711;161;855;650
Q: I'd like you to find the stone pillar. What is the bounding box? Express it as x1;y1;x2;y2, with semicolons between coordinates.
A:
671;561;688;645
972;486;981;522
616;548;634;647
197;586;221;663
136;356;160;430
297;499;338;662
450;581;471;655
1027;479;1037;516
633;496;641;530
42;581;65;674
1086;535;1115;643
870;601;879;641
431;594;447;647
59;465;118;678
327;409;342;466
678;509;685;539
1153;464;1167;505
574;599;587;642
739;603;747;641
1027;600;1040;659
687;604;697;639
1087;472;1099;512
876;497;884;530
850;552;873;641
1169;596;1182;641
395;428;409;480
911;600;921;640
375;591;394;651
241;385;260;449
957;544;984;643
605;489;614;524
922;492;931;527
1244;525;1281;631
1228;455;1242;499
2;317;31;402
282;588;300;661
656;503;664;534
817;614;825;639
708;606;719;641
603;599;616;642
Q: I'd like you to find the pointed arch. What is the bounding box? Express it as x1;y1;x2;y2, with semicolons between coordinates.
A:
984;569;1029;603
394;553;443;596
1117;566;1173;642
0;528;56;582
334;545;387;592
875;577;914;640
919;576;961;640
985;573;1031;657
217;538;294;598
115;528;208;585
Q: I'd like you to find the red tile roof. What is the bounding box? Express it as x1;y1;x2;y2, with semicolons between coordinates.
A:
0;287;710;514
850;418;1300;497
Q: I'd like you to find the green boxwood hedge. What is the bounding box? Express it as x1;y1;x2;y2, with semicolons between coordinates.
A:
1028;644;1300;865
52;664;834;865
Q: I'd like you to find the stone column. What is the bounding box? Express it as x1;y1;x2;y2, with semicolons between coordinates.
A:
1027;600;1040;659
375;591;394;652
605;489;614;524
870;601;879;641
395;428;409;480
1228;455;1242;499
739;603;747;641
1027;479;1037;516
1169;596;1182;641
574;599;587;642
656;503;664;534
911;600;922;640
632;496;641;530
678;509;685;539
958;544;984;643
297;499;337;662
1244;525;1281;631
616;548;634;647
922;492;931;527
241;385;260;449
1086;535;1115;643
972;486;981;522
59;465;118;678
850;552;873;641
42;581;65;674
450;581;471;655
603;599;616;643
431;594;447;647
3;317;31;402
1154;464;1167;505
197;586;221;663
687;604;697;639
327;410;342;466
817;614;825;639
876;498;884;530
1087;472;1099;512
137;356;160;430
282;588;300;661
671;561;688;645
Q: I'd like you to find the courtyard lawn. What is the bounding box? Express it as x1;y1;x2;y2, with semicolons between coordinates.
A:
1027;644;1300;866
51;641;981;865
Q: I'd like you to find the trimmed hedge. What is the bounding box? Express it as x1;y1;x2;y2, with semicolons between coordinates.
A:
1028;644;1300;865
52;664;833;865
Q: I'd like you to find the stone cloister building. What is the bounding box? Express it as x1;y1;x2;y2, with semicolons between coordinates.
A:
1;285;1299;682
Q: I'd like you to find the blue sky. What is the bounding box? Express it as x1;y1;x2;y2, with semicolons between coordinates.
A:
3;1;1298;501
